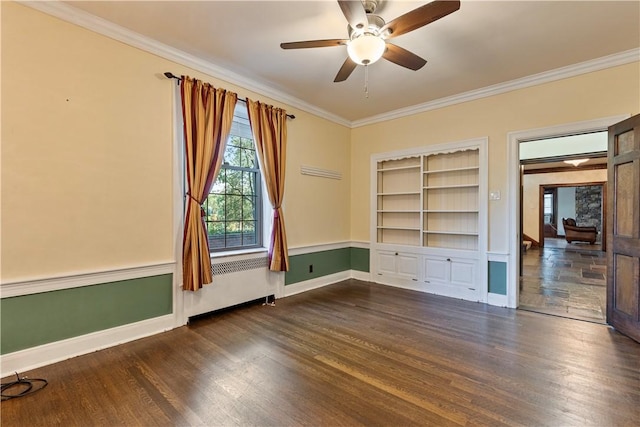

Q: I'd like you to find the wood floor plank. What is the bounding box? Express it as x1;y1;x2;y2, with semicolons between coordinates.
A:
2;279;638;426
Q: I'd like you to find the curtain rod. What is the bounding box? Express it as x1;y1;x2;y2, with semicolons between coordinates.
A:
164;72;295;119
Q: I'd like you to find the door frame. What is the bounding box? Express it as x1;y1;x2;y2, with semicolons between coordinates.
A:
506;115;628;308
538;182;607;250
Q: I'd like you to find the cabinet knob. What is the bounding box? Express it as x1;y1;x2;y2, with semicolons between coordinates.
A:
395;252;398;256
446;258;451;262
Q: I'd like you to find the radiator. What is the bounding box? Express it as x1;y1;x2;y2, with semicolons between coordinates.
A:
182;256;279;318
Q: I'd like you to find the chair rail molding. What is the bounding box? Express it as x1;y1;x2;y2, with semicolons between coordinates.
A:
1;262;176;298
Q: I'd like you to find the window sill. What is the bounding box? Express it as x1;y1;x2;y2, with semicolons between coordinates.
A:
210;247;268;260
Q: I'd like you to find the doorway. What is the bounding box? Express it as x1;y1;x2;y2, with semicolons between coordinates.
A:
506;115;628;310
520;159;608;322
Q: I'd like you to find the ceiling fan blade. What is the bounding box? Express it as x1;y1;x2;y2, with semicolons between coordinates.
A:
338;0;368;30
383;43;427;71
280;39;348;49
334;57;357;82
382;0;460;39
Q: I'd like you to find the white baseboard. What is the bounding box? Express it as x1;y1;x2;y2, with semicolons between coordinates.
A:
1;314;175;378
2;268;371;376
351;270;371;282
487;293;509;307
283;271;351;297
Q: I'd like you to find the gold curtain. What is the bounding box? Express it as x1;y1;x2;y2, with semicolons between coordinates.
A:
181;76;237;291
246;100;289;271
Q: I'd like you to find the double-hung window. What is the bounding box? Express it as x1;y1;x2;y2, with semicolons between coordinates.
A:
203;104;262;251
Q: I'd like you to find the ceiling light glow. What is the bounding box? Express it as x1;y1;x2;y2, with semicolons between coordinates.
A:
563;159;589;167
347;34;385;65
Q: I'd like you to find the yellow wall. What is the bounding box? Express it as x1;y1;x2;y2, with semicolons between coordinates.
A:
350;63;640;252
3;2;639;281
522;170;608;242
0;2;351;281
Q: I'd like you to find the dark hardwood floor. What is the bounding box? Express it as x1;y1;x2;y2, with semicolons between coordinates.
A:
2;279;639;426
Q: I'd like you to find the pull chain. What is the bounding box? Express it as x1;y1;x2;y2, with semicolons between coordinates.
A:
364;64;369;98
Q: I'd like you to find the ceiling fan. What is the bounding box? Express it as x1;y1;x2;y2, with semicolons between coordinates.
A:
280;0;461;82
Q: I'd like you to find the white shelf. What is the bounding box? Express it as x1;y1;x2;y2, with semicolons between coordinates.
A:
378;210;421;213
423;166;479;174
377;191;421;196
378;226;421;230
423;230;479;236
423;184;479;190
377;165;421;172
423;210;479;213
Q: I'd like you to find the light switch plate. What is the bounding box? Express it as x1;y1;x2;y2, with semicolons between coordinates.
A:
489;191;501;201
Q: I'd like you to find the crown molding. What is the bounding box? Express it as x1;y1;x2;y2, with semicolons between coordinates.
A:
19;0;351;128
19;2;639;130
352;48;640;128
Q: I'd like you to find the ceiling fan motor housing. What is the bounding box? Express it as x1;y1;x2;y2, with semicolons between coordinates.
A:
348;14;386;39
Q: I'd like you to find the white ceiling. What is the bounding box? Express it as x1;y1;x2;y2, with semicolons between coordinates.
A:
61;1;640;123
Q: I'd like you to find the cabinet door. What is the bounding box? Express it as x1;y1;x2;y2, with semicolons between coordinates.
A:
449;258;477;288
396;253;419;280
423;257;450;283
375;250;419;280
377;251;398;276
423;256;480;301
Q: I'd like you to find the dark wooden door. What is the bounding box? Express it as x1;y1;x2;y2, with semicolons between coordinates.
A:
607;114;640;343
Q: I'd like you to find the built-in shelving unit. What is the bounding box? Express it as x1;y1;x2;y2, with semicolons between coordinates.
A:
370;137;488;303
423;149;479;251
376;157;422;246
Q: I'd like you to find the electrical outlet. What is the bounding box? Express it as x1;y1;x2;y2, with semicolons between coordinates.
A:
309;264;313;273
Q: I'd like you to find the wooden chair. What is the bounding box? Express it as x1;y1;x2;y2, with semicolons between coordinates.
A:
562;218;597;244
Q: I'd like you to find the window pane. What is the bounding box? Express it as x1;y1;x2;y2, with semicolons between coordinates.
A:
210;176;225;195
240;147;257;168
208;222;225;250
543;194;552;214
226;221;242;247
225;195;242;221
225;170;243;195
243;221;256;245
242;171;256;195
225;143;241;167
206;194;225;221
243;196;256;220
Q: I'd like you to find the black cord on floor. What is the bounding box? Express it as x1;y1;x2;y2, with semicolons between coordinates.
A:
1;372;48;400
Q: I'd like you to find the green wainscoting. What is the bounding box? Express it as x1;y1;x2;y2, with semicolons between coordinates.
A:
285;247;370;285
488;261;507;295
1;274;173;354
350;247;370;272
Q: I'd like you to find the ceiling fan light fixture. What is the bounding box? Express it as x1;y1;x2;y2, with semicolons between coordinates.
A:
347;34;385;65
564;158;589;167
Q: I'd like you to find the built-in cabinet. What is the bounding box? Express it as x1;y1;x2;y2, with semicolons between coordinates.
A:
370;138;488;302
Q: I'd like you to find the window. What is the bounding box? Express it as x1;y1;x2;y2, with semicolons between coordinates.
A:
203;104;262;251
543;193;553;224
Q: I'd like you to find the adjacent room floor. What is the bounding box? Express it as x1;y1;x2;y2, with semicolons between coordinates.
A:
520;238;606;323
